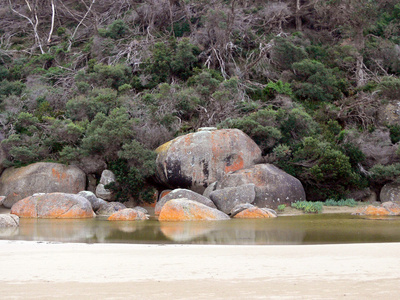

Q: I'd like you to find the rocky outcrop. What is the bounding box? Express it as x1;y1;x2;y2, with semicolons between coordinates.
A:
353;201;400;216
96;202;126;216
215;164;306;208
158;198;230;221
345;128;399;168
0;214;19;227
380;182;400;204
155;128;262;193
10;193;95;218
108;208;148;221
78;191;107;212
209;184;256;214
0;162;86;208
155;188;217;215
95;170;116;201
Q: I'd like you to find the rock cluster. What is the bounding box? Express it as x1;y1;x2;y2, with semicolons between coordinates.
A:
353;201;400;216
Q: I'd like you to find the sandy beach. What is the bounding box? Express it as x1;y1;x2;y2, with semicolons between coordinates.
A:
0;241;399;299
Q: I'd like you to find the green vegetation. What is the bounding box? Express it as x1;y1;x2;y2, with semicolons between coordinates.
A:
324;199;358;207
1;0;400;203
277;204;286;212
291;201;323;214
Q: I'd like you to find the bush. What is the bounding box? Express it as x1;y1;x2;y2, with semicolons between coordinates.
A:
324;198;357;207
271;37;307;70
98;19;128;39
291;201;323;213
378;77;400;99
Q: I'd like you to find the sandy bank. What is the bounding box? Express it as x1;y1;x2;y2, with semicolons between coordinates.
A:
0;241;399;299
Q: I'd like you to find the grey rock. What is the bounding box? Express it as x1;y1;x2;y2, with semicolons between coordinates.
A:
0;196;5;206
217;164;306;209
96;202;126;216
0;162;86;208
380;182;400;204
134;206;148;214
78;191;107;212
203;182;217;199
155;129;262;193
155;188;217;215
95;184;114;201
99;170;116;185
210;184;256;214
261;208;278;217
0;214;19;227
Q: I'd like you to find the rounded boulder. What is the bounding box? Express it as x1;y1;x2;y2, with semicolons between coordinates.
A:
0;162;86;208
158;198;230;221
10;193;95;218
155;129;262;193
217;164;306;209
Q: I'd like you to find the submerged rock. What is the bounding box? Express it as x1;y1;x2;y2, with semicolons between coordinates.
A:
108;208;148;221
11;193;95;219
158;198;230;221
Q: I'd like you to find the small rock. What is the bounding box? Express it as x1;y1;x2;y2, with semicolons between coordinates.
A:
96;202;126;216
78;191;107;212
233;206;276;219
108;208;148;221
95;184;114;201
155;189;217;215
209;184;256;214
230;203;255;217
99;170;116;185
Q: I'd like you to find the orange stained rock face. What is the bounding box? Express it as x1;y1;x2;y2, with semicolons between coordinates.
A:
233;207;273;219
364;206;390;216
51;168;68;182
224;155;244;173
11;194;94;219
158;200;225;221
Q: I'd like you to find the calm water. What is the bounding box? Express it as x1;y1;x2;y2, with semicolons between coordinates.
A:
1;214;400;245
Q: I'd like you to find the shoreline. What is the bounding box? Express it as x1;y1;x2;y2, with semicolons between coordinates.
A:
0;241;399;299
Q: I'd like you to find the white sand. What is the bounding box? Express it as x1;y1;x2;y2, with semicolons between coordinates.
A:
0;241;399;299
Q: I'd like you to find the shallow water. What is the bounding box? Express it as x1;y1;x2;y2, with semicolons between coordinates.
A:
1;214;400;245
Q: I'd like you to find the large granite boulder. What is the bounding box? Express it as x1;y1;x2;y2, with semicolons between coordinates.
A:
96;202;126;216
155;188;217;216
78;191;107;212
0;162;86;208
209;184;256;214
380;182;400;204
0;214;19;227
10;193;95;218
216;164;306;209
158;198;230;221
108;208;148;221
155;128;262;193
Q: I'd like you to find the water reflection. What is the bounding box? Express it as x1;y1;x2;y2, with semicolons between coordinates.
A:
1;214;400;245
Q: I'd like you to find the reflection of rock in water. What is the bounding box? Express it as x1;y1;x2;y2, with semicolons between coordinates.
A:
18;219;109;243
160;221;217;242
0;227;19;237
160;220;305;244
109;221;146;233
205;228;305;245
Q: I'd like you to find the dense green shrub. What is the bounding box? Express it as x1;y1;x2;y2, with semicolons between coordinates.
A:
378;77;400;99
291;201;323;213
271;37;307;70
370;163;400;184
98;19;128;39
324;198;357;207
291;59;347;102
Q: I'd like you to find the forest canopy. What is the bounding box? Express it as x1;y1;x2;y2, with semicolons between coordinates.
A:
0;0;400;202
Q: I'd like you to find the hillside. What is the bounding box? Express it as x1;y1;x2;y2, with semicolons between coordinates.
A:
0;0;399;202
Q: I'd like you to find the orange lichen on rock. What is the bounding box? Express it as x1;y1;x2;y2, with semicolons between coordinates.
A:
158;198;229;221
108;208;148;221
11;193;95;219
364;206;390;216
233;207;275;219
